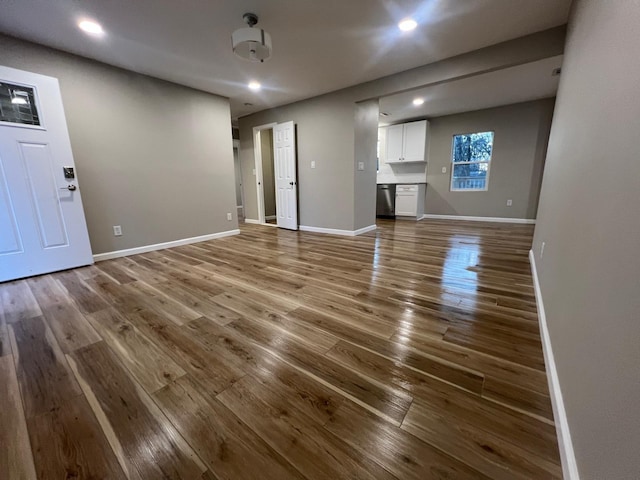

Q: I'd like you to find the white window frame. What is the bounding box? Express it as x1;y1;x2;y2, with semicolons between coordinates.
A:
450;131;494;192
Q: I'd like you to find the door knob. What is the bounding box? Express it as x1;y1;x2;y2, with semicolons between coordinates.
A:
289;181;294;186
60;185;77;191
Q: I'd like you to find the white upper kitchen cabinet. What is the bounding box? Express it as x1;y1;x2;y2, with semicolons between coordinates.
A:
385;124;404;163
402;121;427;162
385;120;427;164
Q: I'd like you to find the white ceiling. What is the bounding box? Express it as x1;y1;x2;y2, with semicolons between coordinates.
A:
0;1;571;120
379;55;563;124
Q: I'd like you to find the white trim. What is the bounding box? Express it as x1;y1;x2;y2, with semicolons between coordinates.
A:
265;215;277;221
299;224;376;237
529;250;580;480
243;218;261;224
354;224;377;235
420;214;535;224
93;229;240;262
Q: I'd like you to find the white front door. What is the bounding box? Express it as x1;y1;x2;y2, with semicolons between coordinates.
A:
273;121;298;230
0;66;93;282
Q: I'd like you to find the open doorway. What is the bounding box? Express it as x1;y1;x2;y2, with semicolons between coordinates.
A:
232;139;245;222
253;121;298;230
259;129;277;224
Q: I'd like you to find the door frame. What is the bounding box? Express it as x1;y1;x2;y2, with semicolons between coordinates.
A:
232;139;245;220
252;122;278;225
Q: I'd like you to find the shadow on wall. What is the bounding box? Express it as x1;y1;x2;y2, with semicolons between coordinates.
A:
424;187;458;215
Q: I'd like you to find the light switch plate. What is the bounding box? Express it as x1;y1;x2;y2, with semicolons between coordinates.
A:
311;161;316;169
357;162;365;171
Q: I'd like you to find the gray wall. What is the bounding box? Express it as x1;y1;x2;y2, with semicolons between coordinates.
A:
260;130;276;217
353;100;379;230
238;28;565;232
239;90;356;230
532;1;640;478
426;99;554;219
0;34;237;254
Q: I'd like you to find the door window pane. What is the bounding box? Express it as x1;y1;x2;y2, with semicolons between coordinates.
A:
0;82;41;126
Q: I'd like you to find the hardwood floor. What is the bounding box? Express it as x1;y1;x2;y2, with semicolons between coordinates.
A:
0;219;561;479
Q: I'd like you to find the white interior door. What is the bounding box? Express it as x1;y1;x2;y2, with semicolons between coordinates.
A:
273;121;298;230
0;66;93;282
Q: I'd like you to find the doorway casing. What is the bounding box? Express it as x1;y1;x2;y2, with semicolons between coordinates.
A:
252;122;278;225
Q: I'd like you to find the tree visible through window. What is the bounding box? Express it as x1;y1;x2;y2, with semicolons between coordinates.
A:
450;131;494;191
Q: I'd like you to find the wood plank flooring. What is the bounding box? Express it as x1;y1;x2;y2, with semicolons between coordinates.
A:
0;219;561;479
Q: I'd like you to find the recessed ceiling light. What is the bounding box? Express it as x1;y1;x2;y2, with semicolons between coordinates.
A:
248;81;261;91
412;98;425;106
398;18;418;32
78;20;104;36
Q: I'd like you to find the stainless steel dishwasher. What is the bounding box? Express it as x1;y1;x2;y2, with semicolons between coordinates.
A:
376;184;396;218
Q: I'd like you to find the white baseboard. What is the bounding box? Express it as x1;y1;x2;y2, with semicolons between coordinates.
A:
265;215;277;220
93;229;240;262
354;224;377;235
243;218;261;224
299;224;377;237
529;250;580;480
420;214;536;224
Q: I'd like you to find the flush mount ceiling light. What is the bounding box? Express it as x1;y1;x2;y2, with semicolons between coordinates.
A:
232;13;272;63
248;81;261;91
398;18;418;32
412;97;425;106
78;19;104;36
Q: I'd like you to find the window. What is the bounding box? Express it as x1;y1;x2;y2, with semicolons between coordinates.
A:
450;131;493;191
0;82;41;126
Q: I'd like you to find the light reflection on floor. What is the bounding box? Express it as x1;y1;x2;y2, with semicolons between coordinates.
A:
441;234;481;311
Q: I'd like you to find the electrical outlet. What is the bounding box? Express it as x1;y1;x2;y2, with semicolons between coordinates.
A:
113;225;122;236
441;166;447;174
540;242;546;259
507;199;513;207
311;160;316;169
357;162;365;171
227;212;232;221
